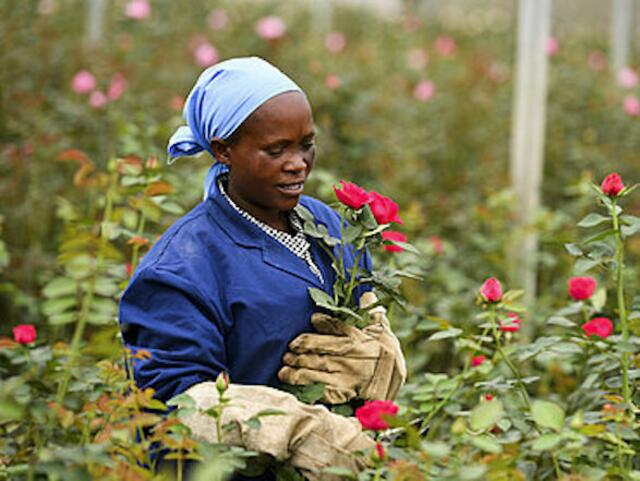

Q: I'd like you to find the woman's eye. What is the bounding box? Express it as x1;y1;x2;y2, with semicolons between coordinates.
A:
302;141;315;151
266;147;284;157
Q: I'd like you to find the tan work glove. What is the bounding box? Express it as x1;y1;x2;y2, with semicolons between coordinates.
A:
278;292;407;404
181;382;374;481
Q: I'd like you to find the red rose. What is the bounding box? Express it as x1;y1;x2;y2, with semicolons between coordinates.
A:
471;355;486;367
484;394;494;401
582;317;613;338
369;192;403;225
355;400;399;431
12;324;36;344
601;173;624;197
374;442;385;462
381;230;407;252
568;276;597;300
334;180;373;209
480;277;503;303
499;312;521;333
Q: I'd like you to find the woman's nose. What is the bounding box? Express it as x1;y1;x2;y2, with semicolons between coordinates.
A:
284;151;307;172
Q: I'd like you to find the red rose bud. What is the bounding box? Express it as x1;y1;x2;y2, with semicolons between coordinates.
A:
216;371;230;394
12;324;36;344
355;400;399;431
582;317;613;339
484;394;494;401
471;355;486;367
381;230;407;252
601;173;624;197
499;312;522;333
334;180;373;209
429;235;444;255
369;192;403;225
373;442;385;462
568;276;597;300
480;277;503;303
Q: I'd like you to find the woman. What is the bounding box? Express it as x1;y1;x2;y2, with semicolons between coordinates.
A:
119;57;405;479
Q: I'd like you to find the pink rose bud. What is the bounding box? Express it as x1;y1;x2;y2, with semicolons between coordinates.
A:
194;42;219;68
499;312;522;333
107;73;127;101
255;16;286;40
617;67;638;89
414;80;435;102
568;276;597;300
480;277;503;303
71;70;96;94
546;37;559;56
435;35;456;56
601;173;624;197
582;317;613;339
324;74;342;90
125;0;150;20
89;91;108;109
624;96;640;116
325;32;346;53
369;192;403;225
382;230;407;253
334;180;373;209
471;355;486;367
216;371;230;394
13;324;37;344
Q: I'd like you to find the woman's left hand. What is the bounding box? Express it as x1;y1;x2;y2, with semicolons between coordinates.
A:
278;293;406;404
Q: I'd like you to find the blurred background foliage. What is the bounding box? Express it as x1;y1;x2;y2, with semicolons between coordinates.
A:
1;0;640;373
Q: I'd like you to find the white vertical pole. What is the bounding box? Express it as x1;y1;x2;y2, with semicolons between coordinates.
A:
509;0;551;306
85;0;107;47
610;0;633;77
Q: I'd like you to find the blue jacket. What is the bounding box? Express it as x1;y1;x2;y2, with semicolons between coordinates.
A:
119;178;371;403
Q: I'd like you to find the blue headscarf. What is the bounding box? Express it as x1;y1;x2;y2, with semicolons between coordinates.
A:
167;57;303;199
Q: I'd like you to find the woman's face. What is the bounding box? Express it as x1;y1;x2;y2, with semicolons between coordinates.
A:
212;91;316;229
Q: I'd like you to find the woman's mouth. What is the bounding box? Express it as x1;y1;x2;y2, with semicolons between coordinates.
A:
276;182;304;196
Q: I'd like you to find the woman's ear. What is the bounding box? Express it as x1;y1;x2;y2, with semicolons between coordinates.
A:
210;138;231;165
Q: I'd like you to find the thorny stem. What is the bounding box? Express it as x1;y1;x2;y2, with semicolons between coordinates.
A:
611;199;631;408
344;248;365;310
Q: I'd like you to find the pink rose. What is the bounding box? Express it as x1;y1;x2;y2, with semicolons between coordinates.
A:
107;73;127;101
435;35;456;56
499;313;522;333
568;276;597;300
582;317;613;339
546;37;559;56
369;192;403;225
601;173;624;197
414;80;435;102
194;42;219;68
325;32;346;53
382;231;407;253
480;277;503;303
13;324;37;344
89;91;108;109
71;70;95;94
324;74;341;90
124;0;150;20
624;96;640;116
617;67;638;88
471;355;486;367
334;180;373;209
355;400;399;431
255;16;286;40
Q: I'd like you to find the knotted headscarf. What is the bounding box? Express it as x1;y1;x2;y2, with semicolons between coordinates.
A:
167;57;303;198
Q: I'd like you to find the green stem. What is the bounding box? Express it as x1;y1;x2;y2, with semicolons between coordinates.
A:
372;466;382;481
611;199;631;408
344;249;365;309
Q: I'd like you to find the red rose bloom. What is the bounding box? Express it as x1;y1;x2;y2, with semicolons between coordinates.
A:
471;355;486;367
12;324;36;344
334;180;373;209
601;173;624;197
381;230;407;252
480;277;503;303
499;312;522;333
582;317;613;339
568;276;597;300
369;192;403;225
355;400;399;430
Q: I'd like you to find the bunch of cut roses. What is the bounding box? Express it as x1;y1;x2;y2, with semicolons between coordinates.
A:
295;180;416;327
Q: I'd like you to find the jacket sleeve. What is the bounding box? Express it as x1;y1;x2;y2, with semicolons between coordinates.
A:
119;266;229;403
